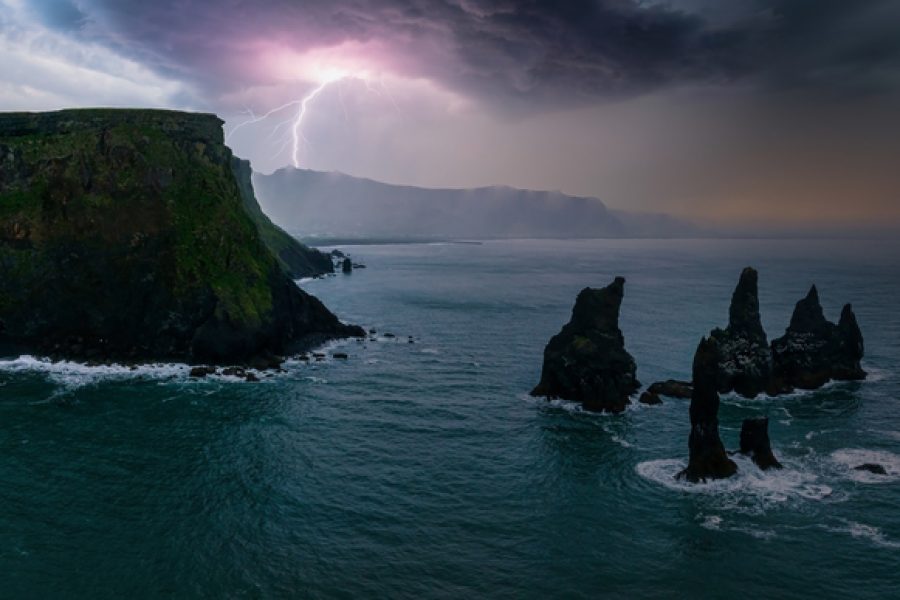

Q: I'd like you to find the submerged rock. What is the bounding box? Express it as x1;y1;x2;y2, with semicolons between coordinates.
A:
854;463;887;475
678;337;737;482
0;109;363;365
531;277;640;413
709;267;772;398
739;417;782;470
647;379;693;399
770;286;866;391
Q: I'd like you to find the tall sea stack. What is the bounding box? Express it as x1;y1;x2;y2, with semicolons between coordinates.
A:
531;277;640;413
709;267;772;398
678;337;737;482
0;108;363;364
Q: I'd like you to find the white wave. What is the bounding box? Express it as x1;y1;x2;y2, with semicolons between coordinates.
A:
419;348;440;355
831;448;900;483
0;354;189;388
696;513;777;539
635;453;834;514
699;514;722;530
825;521;900;549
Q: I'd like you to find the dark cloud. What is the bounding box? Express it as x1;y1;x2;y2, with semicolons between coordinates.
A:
61;0;900;108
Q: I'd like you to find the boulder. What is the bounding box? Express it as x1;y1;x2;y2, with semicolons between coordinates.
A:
677;337;737;482
709;267;772;398
531;277;640;413
647;379;693;399
770;286;865;391
639;391;663;405
739;417;782;470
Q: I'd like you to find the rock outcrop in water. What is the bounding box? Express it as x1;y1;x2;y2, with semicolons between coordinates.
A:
647;379;693;399
0;108;363;364
709;267;773;398
678;337;737;482
531;277;640;413
739;417;782;470
770;286;866;391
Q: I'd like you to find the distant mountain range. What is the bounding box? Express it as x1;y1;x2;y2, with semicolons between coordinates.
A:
251;168;703;241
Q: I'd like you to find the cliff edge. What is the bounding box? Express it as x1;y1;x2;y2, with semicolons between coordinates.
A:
0;108;362;364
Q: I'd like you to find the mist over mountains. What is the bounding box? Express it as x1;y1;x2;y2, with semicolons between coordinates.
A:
252;168;702;241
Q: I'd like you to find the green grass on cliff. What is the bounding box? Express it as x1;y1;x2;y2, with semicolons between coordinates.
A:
0;110;278;327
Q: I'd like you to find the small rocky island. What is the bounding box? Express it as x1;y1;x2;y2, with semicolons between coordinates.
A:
0;108;363;365
645;267;866;401
531;277;640;413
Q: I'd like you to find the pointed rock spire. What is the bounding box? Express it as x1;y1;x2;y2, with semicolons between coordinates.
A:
709;267;772;398
728;267;766;341
787;285;829;334
531;276;639;413
678;336;737;483
771;287;866;390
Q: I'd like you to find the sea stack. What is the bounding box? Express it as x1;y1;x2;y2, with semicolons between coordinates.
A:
709;267;772;397
0;108;364;364
739;417;782;470
342;257;353;274
531;277;640;413
678;337;737;483
770;286;865;391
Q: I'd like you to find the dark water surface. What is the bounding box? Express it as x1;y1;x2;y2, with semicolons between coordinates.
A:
2;239;899;598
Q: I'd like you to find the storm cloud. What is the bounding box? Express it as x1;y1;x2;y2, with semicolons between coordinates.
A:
2;0;900;227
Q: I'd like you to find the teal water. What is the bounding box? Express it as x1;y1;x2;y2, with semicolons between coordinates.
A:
2;239;899;599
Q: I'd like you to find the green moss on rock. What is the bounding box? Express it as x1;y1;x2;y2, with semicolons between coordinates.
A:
0;108;362;364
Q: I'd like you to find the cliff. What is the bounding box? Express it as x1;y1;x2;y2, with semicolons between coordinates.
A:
230;158;332;278
0;108;362;364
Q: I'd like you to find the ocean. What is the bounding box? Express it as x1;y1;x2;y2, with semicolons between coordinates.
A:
2;238;899;598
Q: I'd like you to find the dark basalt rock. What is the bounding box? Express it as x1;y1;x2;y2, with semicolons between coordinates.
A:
678;337;737;482
770;286;866;392
854;463;887;475
639;391;663;405
342;257;353;273
739;417;782;470
531;277;640;413
0;109;364;365
647;379;693;399
709;267;772;398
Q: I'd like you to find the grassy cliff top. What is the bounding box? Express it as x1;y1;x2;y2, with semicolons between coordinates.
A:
0;108;224;141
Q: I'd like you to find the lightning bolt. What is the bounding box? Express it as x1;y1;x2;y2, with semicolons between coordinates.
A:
225;71;400;169
227;75;364;169
290;79;333;168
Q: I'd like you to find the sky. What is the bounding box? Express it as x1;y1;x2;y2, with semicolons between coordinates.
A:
1;0;899;228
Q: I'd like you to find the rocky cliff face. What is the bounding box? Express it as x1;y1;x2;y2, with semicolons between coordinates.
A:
770;286;866;390
531;277;640;413
230;158;332;278
0;108;362;364
709;267;772;397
